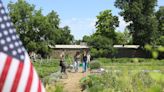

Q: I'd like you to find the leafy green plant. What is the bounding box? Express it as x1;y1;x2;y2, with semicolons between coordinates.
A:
81;69;164;92
54;83;64;92
45;82;64;92
90;61;101;69
33;59;60;78
144;44;164;59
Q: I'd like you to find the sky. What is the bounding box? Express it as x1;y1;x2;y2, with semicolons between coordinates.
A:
2;0;164;40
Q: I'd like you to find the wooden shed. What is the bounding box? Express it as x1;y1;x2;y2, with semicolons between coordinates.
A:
112;45;150;58
49;45;89;59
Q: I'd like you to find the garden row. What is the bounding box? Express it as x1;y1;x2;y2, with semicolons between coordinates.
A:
32;59;60;78
81;58;164;92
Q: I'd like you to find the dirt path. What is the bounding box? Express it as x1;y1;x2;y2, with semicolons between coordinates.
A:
60;67;89;92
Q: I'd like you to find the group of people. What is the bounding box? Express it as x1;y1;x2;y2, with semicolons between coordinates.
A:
59;50;91;75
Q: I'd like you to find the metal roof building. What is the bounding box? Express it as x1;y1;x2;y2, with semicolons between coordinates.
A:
49;45;89;49
113;45;140;49
49;44;89;58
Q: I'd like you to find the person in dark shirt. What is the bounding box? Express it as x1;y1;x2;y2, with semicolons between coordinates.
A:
82;50;87;73
59;52;67;74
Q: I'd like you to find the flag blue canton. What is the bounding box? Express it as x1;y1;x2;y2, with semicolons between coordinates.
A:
0;1;25;61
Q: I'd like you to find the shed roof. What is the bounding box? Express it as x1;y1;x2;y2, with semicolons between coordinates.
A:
113;45;140;49
49;45;89;49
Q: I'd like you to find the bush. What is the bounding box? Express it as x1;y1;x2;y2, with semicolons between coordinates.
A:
90;61;101;69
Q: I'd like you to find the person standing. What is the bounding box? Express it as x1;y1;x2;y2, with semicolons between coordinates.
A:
87;52;91;63
74;51;80;72
82;50;87;73
59;51;67;75
87;52;91;69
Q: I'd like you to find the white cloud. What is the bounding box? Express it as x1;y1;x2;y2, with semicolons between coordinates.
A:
60;18;96;40
60;16;130;40
116;16;128;32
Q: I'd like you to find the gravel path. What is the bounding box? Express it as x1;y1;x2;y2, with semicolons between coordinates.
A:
60;67;89;92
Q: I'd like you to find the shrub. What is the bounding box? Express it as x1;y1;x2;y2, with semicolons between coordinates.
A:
90;61;101;69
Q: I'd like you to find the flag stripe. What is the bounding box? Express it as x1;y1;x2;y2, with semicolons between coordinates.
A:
38;80;42;92
17;53;30;92
0;53;7;77
41;83;45;92
30;68;39;92
0;56;12;91
2;58;19;92
25;63;33;92
11;61;24;92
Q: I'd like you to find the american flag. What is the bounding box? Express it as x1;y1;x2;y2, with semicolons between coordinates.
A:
0;1;45;92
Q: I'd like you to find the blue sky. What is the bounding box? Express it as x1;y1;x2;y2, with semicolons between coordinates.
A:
3;0;164;40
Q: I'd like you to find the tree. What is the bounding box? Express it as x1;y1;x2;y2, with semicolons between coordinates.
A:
116;28;132;45
8;0;51;55
8;0;34;46
82;35;91;43
47;10;60;29
115;0;158;47
46;11;73;45
156;6;164;45
156;6;164;35
95;10;119;43
87;35;115;58
82;10;119;58
46;10;60;45
158;36;164;46
8;0;74;57
55;26;73;44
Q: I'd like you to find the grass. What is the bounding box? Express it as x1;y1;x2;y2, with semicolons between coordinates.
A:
97;58;164;72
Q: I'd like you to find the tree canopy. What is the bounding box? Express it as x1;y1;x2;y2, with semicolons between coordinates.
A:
115;28;132;45
83;10;119;58
8;0;74;57
95;10;119;42
115;0;159;47
156;6;164;45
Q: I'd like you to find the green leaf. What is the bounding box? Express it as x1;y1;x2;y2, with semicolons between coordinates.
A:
144;44;152;51
152;51;158;59
148;86;161;92
149;72;164;82
157;46;164;52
